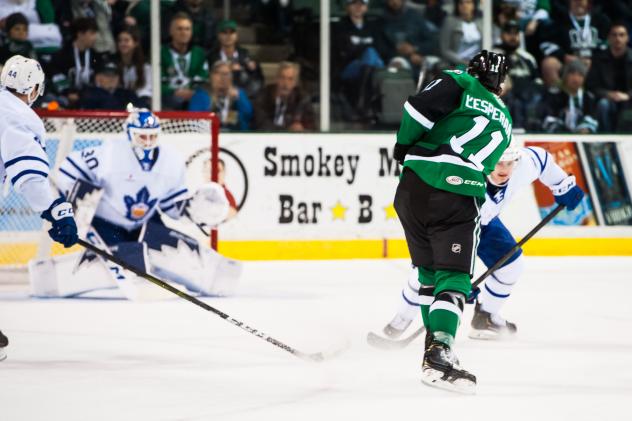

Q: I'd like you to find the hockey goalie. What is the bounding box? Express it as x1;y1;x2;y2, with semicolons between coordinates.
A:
28;108;242;300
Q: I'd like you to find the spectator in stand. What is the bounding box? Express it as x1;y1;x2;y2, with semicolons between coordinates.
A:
47;17;103;109
161;12;208;110
586;23;632;132
424;0;447;30
539;0;610;69
253;61;315;131
70;0;115;54
0;13;37;64
494;19;540;130
189;61;253;131
331;0;387;114
0;0;61;60
540;59;599;133
207;19;263;99
114;26;151;108
439;0;483;66
540;55;563;93
382;0;439;76
78;60;142;110
164;0;216;50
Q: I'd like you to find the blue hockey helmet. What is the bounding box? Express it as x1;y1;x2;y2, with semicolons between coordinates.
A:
125;107;161;150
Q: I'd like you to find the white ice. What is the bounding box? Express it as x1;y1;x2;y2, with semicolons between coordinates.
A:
1;256;631;421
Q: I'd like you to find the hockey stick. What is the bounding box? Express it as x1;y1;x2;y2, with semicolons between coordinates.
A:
469;204;565;299
369;205;565;350
77;238;341;362
366;326;425;350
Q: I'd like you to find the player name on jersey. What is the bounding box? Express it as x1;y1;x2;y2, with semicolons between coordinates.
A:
464;94;513;138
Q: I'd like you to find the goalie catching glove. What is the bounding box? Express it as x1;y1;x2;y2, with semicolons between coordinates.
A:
184;182;231;229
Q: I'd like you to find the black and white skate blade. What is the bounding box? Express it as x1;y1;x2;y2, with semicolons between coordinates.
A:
0;349;6;362
421;368;476;395
366;326;425;350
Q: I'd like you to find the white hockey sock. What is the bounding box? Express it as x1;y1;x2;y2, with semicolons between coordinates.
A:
478;256;524;316
391;266;422;328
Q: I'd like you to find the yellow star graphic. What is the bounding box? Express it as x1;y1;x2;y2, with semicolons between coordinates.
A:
383;203;398;220
330;200;348;221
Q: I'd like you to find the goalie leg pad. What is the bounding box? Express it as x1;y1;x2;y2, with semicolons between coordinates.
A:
29;252;117;298
141;221;242;296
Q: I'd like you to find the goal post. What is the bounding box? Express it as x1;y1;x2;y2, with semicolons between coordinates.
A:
0;110;220;283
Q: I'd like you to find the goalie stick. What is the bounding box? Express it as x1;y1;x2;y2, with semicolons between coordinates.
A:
367;204;565;350
77;238;345;362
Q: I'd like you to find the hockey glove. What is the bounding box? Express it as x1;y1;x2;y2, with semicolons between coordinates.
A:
393;143;411;165
41;197;79;248
551;175;584;211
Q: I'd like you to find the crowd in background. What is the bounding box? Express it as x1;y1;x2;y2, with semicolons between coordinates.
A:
1;0;631;134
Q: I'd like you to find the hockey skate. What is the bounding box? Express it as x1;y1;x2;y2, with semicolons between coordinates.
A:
0;330;8;362
469;302;517;340
382;315;413;339
421;340;476;394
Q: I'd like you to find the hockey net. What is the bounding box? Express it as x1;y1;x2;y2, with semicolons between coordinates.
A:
0;110;219;284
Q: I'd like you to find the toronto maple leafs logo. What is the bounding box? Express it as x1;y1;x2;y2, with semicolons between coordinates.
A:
492;189;505;204
124;187;157;221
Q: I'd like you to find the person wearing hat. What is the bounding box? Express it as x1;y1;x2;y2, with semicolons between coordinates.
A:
539;59;599;133
78;60;142;110
494;19;539;129
207;19;263;99
0;13;37;64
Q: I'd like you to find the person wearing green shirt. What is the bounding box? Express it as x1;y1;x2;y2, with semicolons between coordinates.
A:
393;50;510;394
161;11;208;110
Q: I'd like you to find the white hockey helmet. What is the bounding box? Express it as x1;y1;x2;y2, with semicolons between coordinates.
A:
0;55;45;106
125;106;161;150
498;146;521;163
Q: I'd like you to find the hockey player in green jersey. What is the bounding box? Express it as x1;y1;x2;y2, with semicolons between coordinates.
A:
393;50;510;394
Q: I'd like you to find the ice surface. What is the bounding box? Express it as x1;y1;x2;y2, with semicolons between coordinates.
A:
1;257;631;421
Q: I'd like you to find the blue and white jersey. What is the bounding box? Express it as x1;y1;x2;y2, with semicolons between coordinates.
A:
0;89;54;212
56;138;189;231
480;146;568;226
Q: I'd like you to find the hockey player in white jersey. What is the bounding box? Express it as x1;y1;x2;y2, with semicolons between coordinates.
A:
31;108;240;299
0;55;79;361
380;146;585;341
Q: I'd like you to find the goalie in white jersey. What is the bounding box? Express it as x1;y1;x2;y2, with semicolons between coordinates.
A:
381;146;585;341
30;108;241;300
0;55;79;361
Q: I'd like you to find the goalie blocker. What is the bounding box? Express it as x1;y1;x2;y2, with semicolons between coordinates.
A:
29;179;241;299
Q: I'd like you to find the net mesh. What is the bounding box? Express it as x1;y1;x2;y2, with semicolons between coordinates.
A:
0;112;216;282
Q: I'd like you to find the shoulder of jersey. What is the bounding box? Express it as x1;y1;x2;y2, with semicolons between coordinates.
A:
158;142;186;165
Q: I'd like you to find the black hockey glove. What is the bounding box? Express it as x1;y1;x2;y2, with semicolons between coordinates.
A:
393;143;411;165
41;197;79;248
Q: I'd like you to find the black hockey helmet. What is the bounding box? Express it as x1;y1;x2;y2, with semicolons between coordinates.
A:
467;50;509;94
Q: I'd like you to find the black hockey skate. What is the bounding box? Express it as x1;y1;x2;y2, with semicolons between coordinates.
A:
421;340;476;394
469;302;517;340
0;330;8;362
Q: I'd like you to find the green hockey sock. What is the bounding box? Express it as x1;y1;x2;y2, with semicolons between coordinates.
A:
417;266;435;329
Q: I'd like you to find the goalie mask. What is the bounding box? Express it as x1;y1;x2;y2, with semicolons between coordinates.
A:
126;108;161;150
1;55;45;106
467;50;509;95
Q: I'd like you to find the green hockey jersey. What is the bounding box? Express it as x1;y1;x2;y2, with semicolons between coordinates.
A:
396;69;513;198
